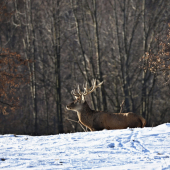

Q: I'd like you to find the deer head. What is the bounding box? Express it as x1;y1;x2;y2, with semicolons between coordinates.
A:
66;79;103;112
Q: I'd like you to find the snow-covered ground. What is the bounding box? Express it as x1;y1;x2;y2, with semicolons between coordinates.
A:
0;123;170;170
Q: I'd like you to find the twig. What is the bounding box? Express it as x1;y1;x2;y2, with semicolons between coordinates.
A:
66;118;78;123
120;100;125;113
78;121;87;132
66;118;87;132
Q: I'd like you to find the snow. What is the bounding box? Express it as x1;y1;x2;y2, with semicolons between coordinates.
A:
0;123;170;170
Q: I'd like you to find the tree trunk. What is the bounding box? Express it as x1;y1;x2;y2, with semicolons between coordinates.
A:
23;0;38;135
52;0;63;133
93;0;107;111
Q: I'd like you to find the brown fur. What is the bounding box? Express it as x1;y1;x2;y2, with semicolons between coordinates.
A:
66;101;146;131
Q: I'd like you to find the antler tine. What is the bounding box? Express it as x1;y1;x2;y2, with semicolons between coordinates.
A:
82;81;88;95
92;79;96;87
96;81;103;88
82;79;95;95
71;89;74;95
71;87;81;97
71;89;77;96
92;79;103;92
77;85;82;95
86;79;95;92
82;79;103;95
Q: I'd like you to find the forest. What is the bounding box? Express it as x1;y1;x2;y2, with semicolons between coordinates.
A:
0;0;170;135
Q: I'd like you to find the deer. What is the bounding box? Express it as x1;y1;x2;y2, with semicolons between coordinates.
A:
66;79;146;131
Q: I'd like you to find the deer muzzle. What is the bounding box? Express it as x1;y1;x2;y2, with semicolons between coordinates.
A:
66;105;70;110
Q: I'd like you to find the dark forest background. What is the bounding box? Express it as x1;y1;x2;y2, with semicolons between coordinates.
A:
1;0;170;135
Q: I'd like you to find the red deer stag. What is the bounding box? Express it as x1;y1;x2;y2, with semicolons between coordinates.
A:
66;79;146;131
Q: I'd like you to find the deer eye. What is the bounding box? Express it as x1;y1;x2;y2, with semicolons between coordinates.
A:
74;99;79;104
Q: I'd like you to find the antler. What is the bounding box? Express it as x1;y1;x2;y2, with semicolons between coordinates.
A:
82;79;103;95
71;79;103;100
71;85;81;97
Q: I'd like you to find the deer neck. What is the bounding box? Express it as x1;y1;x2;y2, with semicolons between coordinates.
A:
76;101;92;122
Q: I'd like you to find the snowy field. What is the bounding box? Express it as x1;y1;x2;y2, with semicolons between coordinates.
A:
0;123;170;170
